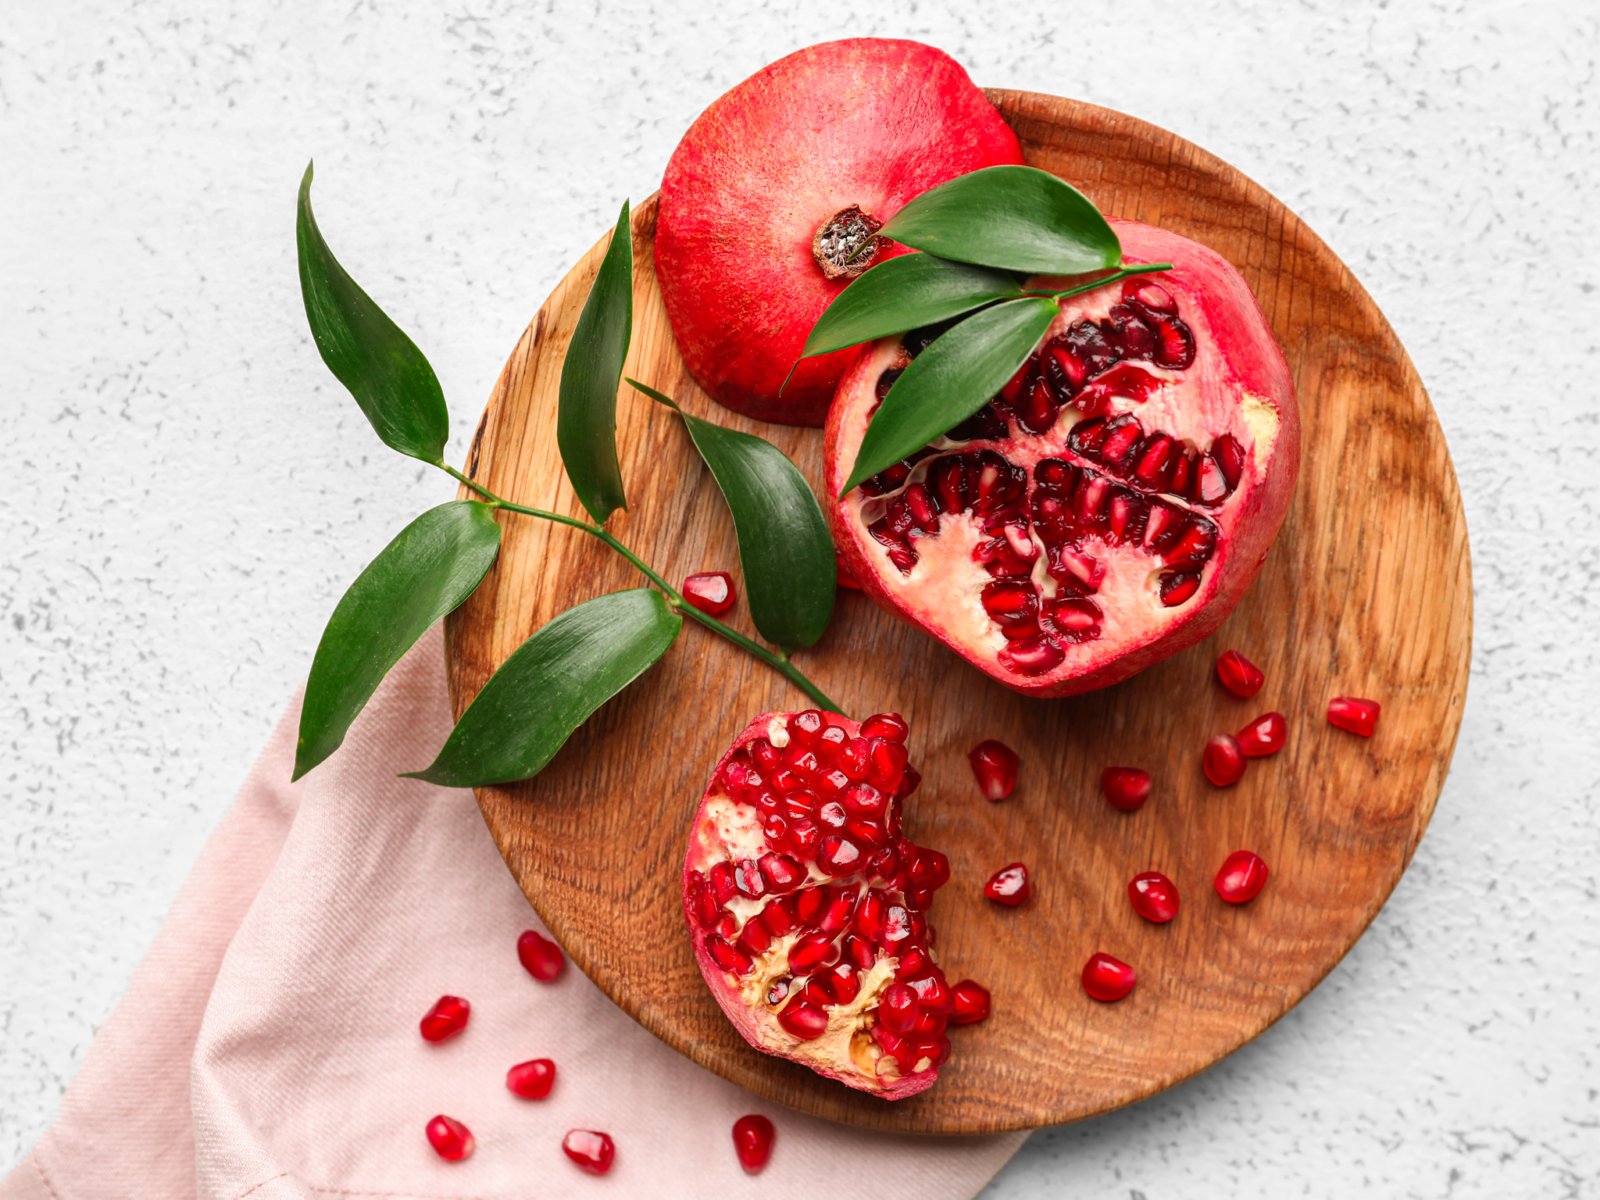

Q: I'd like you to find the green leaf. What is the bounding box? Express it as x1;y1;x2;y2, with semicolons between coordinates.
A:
627;380;835;650
800;253;1023;360
296;163;450;464
876;165;1122;276
558;201;633;525
295;500;502;781
841;297;1060;497
404;588;681;787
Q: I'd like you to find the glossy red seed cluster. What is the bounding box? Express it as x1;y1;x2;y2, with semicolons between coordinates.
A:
733;1114;776;1173
1128;871;1180;923
426;1114;475;1161
968;738;1020;800
1101;766;1152;811
563;1129;616;1175
683;570;737;617
859;280;1240;676
688;710;966;1081
419;995;470;1043
1328;696;1381;737
1215;850;1269;903
1215;649;1264;697
517;929;564;981
983;862;1031;906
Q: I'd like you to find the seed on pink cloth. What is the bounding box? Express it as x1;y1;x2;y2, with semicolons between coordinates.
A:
418;995;470;1042
563;1129;616;1174
518;929;565;981
506;1057;557;1099
426;1114;475;1161
733;1113;776;1172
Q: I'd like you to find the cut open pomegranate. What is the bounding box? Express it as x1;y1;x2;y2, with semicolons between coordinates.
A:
655;39;1024;425
825;221;1298;696
684;711;956;1099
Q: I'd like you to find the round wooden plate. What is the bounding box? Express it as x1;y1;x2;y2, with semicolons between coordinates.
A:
444;90;1471;1134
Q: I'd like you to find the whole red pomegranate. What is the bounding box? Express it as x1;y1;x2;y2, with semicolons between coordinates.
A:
655;39;1024;426
824;220;1298;696
684;711;955;1099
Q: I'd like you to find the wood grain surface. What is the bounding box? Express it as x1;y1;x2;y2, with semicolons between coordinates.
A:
443;90;1472;1134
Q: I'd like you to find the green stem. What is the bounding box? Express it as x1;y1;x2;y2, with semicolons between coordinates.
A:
440;465;843;714
1026;260;1174;303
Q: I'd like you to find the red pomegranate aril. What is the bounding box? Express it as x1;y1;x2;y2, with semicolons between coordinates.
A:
842;782;887;821
948;979;991;1024
425;1114;475;1161
1237;711;1287;756
419;995;470;1043
879;903;913;948
983;862;1030;906
762;813;789;845
824;961;862;1005
872;1024;917;1074
761;895;798;937
853;890;886;940
866;738;908;794
910;1009;949;1040
1216;650;1265;697
691;887;721;930
1215;850;1269;903
1202;733;1248;786
968;739;1020;800
732;1113;776;1174
1082;953;1137;1002
906;973;954;1014
517;928;565;981
758;852;804;894
708;861;739;905
563;1129;616;1175
788;818;821;857
1101;766;1152;811
894;945;932;981
737;919;772;957
879;982;921;1033
794;886;826;925
716;912;739;938
895;764;922;801
917;1036;953;1070
817;800;848;830
842;932;875;970
818;887;856;934
778;999;830;1040
859;712;909;743
998;634;1065;675
1129;871;1180;923
837;736;871;776
818;834;863;875
1328;696;1381;737
788;930;837;973
733;857;767;899
506;1057;557;1099
706;935;753;975
683;570;736;616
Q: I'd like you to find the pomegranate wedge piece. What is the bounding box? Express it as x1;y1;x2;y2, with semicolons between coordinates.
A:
826;220;1299;696
685;711;955;1099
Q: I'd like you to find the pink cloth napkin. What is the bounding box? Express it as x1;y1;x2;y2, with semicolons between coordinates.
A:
2;626;1025;1199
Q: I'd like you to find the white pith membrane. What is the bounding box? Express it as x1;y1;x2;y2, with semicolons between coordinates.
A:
684;713;954;1095
841;277;1282;682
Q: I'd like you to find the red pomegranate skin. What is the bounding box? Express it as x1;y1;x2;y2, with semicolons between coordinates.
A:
683;712;949;1100
655;39;1024;426
825;219;1299;697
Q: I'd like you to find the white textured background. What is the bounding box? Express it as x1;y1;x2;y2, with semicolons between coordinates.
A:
2;1;1596;1195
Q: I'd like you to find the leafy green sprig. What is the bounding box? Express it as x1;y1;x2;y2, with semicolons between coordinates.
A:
291;164;839;787
792;165;1173;495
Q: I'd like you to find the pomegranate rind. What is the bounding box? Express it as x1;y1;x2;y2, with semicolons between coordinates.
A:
683;712;941;1100
824;219;1300;696
655;39;1025;426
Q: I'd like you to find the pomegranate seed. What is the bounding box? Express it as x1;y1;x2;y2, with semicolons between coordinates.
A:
761;895;797;936
737;918;772;956
998;633;1064;675
777;999;830;1040
983;862;1030;906
789;710;825;745
843;932;875;969
1215;850;1269;903
1128;871;1180;923
794;886;825;925
910;1009;949;1040
426;1114;475;1161
879;982;921;1033
517;929;564;981
916;1035;953;1069
733;857;767;899
866;738;908;794
837;736;871;776
787;929;837;973
732;1113;776;1173
757;852;804;894
709;861;739;904
841;781;886;820
563;1129;616;1175
822;961;861;1004
948;979;991;1024
818;834;863;875
1216;650;1264;697
895;764;922;800
683;571;735;616
1328;696;1381;737
906;972;954;1014
1202;733;1247;786
1101;766;1152;811
705;934;753;975
872;1023;916;1074
817;887;855;934
751;737;780;773
879;903;913;947
895;945;933;980
1237;711;1287;756
853;890;886;940
506;1057;556;1099
968;739;1020;800
1082;953;1137;1002
859;712;908;743
418;995;470;1043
